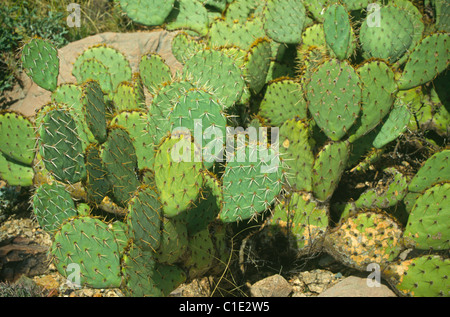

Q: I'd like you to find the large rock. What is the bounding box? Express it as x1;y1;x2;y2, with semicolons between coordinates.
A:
8;31;182;117
318;276;397;297
0;236;49;282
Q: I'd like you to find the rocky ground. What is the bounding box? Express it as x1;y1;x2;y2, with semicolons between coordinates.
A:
0;206;397;297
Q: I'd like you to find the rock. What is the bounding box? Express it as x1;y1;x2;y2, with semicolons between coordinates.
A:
7;30;183;117
170;276;215;297
0;236;50;282
33;274;60;292
250;274;292;297
318;276;397;297
291;269;343;297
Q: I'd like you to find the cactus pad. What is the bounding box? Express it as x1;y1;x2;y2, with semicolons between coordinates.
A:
263;0;307;44
126;186;163;252
154;135;204;217
305;58;361;141
51;216;123;289
32;182;78;234
0;111;36;165
324;211;403;271
403;182;450;251
21;38;59;91
384;255;450;297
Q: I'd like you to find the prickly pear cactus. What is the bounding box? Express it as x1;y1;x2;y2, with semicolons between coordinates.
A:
1;0;448;298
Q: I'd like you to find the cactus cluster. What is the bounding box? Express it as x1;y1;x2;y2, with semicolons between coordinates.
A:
0;0;448;297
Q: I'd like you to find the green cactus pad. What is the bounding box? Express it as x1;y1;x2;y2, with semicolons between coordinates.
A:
392;0;425;66
74;58;113;94
111;220;128;256
0;111;36;165
323;3;354;60
118;0;175;26
156;216;188;263
279;119;314;192
154;135;204;217
32;182;78;234
183;49;245;109
149;79;194;126
355;167;409;209
21;38;59;91
51;216;122;289
397;32;450;90
305;58;361;141
259;78;307;126
359;4;415;63
148;89;189;148
151;263;186;296
72;44;132;91
219;137;283;223
0;152;34;186
224;0;263;23
171;32;205;64
384;255;450;297
183;228;215;279
372;98;411;149
408;149;450;193
111;110;156;171
126;186;163;252
168;88;227;167
121;242;158;296
300;23;327;49
51;84;95;147
208;18;266;52
139;53;172;94
403;182;450;251
112;74;145;112
434;0;450;32
263;0;307;44
312;141;350;202
179;170;222;235
166;0;209;36
243;38;272;94
324;211;404;271
340;0;371;11
38;106;86;184
100;126;140;206
272;191;328;253
302;0;333;22
84;144;111;205
349;60;397;142
80;80;108;144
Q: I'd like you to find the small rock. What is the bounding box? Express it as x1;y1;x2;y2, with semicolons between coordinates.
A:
290;269;344;297
34;274;60;292
318;276;397;297
250;274;292;297
170;276;214;297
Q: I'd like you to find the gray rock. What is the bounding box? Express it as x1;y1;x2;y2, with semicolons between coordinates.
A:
250;274;293;297
318;276;397;297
